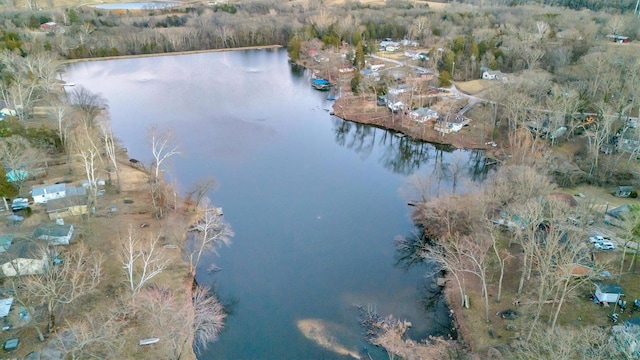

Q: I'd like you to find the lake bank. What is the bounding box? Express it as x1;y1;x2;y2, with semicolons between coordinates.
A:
330;94;505;161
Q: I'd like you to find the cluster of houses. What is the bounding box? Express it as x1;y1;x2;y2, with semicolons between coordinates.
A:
0;181;98;279
378;38;420;53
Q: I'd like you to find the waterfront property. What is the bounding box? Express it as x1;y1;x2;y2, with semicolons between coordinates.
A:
435;114;470;134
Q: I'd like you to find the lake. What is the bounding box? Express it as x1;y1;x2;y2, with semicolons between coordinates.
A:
66;49;485;359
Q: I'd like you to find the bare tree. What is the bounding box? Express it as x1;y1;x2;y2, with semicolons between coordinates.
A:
100;122;122;193
148;126;181;183
68;86;108;127
120;226;168;296
19;244;102;332
73;123;103;208
192;285;226;351
0;136;46;190
185;177;218;212
55;312;126;359
135;284;226;359
48;101;72;147
186;199;234;275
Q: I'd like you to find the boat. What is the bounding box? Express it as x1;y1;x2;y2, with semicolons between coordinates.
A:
139;338;160;346
62;83;76;87
311;78;332;91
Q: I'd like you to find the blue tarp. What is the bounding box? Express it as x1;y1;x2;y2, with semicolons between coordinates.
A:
311;78;330;85
6;169;29;183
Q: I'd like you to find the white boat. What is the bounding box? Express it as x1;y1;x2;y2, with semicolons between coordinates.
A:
139;338;160;346
62;83;76;87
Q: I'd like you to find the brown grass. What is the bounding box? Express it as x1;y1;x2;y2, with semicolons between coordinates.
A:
455;79;496;96
0;155;198;359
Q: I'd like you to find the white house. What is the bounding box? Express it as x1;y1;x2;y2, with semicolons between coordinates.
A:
369;63;385;72
31;184;67;204
482;70;506;81
595;283;624;303
33;223;74;245
410;108;439;123
1;241;49;277
388;84;408;95
434;114;470;134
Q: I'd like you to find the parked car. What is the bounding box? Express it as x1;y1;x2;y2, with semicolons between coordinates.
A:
589;235;610;244
10;198;29;211
594;242;615;250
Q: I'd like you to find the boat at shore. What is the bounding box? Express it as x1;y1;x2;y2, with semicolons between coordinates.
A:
311;78;332;91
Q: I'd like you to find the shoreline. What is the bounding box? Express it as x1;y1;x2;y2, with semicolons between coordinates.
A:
331;96;503;160
61;45;282;64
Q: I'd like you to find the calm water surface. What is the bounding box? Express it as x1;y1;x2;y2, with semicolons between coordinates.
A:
66;49;483;359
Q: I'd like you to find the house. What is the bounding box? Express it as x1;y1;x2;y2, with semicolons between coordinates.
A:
434;114;470;134
40;22;57;32
33;223;74;245
386;94;404;113
404;50;419;59
409;108;439;123
615;186;634;198
378;40;400;51
0;298;13;317
482;70;506;81
387;84;408;95
607;34;630;43
32;184;66;204
0;240;49;277
619;128;640;154
369;63;385;72
604;204;631;228
594;283;624;303
46;196;88;220
400;39;419;47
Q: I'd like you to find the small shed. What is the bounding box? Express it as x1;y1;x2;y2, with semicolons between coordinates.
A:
595;283;624;303
615;186;634;198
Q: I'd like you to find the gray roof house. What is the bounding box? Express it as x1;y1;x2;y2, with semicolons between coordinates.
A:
0;240;49;277
33;223;74;245
32;184;66;204
46;196;88;220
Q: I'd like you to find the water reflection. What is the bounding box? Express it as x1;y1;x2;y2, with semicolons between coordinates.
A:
332;117;433;175
331;117;494;182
